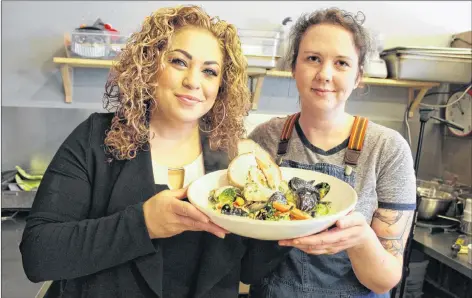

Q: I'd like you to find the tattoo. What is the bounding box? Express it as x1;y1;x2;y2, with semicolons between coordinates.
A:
378;237;404;257
376;212;413;257
373;209;403;226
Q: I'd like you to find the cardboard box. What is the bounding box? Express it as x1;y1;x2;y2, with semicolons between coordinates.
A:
451;31;472;48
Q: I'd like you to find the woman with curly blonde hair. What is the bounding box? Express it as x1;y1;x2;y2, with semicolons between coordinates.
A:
20;5;289;298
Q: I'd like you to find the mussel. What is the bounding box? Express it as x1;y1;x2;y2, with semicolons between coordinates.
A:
246;202;266;212
221;204;248;217
296;188;317;212
255;204;275;220
315;182;331;199
268;191;288;205
288;177;317;193
288;177;307;191
231;208;248;217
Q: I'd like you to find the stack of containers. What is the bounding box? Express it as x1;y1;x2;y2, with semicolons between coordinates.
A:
380;46;472;83
238;29;282;69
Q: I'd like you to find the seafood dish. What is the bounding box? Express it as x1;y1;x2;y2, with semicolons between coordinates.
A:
208;139;332;221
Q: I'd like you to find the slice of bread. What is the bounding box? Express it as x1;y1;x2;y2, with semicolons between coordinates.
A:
229;139;282;190
227;153;258;188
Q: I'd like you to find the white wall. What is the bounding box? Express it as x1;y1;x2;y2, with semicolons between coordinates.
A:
145;1;471;48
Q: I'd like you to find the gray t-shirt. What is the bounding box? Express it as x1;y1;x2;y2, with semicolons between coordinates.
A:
248;115;417;223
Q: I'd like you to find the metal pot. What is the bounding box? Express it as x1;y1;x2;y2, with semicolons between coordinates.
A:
417;196;455;220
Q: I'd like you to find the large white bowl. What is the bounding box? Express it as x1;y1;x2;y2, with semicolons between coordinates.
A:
188;167;358;240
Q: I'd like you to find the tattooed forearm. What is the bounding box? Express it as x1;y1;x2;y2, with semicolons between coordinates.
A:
373;209;403;226
378;237;404;257
374;211;414;259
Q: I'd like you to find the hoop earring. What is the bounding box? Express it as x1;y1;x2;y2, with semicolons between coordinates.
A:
199;100;226;133
357;84;370;96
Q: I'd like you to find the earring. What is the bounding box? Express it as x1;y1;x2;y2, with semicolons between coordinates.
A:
199;100;226;133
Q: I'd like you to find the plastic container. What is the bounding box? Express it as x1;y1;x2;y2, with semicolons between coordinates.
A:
364;58;388;79
238;29;281;56
70;29;129;59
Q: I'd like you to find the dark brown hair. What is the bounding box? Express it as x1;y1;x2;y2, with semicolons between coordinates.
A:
288;7;372;75
102;5;251;160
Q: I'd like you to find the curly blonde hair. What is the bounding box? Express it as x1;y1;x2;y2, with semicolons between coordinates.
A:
103;5;251;160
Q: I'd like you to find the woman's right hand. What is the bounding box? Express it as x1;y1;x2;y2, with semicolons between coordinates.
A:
143;187;228;239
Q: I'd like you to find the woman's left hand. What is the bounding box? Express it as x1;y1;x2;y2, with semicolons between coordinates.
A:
279;212;375;255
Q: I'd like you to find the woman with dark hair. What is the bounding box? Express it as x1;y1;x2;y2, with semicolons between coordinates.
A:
20;5;288;298
248;8;416;298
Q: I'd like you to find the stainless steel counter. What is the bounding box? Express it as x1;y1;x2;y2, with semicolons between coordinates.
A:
413;226;472;278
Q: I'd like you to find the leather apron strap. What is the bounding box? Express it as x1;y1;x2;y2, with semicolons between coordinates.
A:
275;114;369;168
275;113;300;165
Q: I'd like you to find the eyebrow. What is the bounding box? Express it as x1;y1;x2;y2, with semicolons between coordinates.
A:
170;49;220;66
303;51;353;61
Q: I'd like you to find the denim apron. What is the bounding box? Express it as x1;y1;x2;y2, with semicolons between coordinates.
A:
249;114;390;298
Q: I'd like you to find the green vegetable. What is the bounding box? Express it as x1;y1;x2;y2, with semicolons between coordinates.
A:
315;202;331;216
15;166;43;180
278;180;297;205
15;174;41;191
217;187;237;205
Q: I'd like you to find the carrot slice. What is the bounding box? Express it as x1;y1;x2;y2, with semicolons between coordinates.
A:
273;201;291;212
290;208;312;220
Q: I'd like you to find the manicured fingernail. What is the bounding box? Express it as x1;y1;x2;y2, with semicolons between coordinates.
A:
294;240;300;245
218;233;225;239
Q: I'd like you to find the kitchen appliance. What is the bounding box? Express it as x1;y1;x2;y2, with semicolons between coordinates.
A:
416;217;459;233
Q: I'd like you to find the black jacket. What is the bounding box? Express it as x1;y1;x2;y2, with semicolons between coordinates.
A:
20;113;290;298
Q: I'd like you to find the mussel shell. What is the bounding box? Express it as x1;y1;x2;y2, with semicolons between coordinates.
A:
246;202;267;212
230;208;248;217
288;177;313;191
296;188;320;212
315;182;331;199
298;194;316;212
221;204;248;217
268;191;288;205
255;210;268;220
